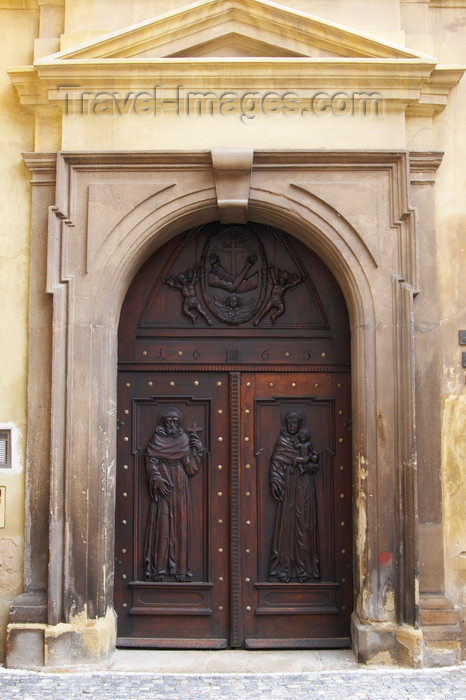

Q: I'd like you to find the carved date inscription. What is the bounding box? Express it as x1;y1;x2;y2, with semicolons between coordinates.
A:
269;411;320;583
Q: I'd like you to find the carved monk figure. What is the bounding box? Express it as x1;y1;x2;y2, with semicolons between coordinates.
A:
144;408;203;582
269;411;320;583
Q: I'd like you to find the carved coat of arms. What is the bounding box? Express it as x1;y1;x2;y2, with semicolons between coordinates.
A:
200;226;267;325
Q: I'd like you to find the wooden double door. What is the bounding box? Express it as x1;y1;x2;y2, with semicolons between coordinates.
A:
115;222;352;648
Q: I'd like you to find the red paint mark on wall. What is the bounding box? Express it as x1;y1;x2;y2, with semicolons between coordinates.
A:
379;551;391;565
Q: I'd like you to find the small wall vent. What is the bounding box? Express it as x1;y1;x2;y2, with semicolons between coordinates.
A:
0;431;11;468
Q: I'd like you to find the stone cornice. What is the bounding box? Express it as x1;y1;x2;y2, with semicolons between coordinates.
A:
8;58;462;116
22;152;57;184
0;0;62;8
7;0;464;118
26;149;414;168
429;0;466;7
0;0;38;8
409;151;444;184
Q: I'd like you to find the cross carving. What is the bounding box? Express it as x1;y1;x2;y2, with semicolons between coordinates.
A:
222;237;245;277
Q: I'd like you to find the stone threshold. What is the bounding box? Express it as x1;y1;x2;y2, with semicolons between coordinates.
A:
109;649;359;673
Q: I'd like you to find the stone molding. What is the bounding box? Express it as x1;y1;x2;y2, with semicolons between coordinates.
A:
6;148;460;668
409;151;444;185
429;0;466;6
22;152;57;185
211;148;253;223
0;1;38;8
7;0;464;118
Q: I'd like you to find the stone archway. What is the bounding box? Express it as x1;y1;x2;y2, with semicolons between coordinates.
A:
7;150;455;669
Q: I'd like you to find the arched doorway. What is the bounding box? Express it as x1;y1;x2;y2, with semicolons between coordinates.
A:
12;150;454;668
115;221;352;649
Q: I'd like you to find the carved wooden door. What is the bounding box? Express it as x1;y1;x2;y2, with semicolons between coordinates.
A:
115;223;352;648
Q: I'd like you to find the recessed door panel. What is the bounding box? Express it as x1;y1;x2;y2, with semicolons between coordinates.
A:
115;371;230;647
238;372;352;647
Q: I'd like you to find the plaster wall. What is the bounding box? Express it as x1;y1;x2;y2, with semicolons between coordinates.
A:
61;0;405;48
429;10;466;653
60;109;405;152
0;4;38;660
399;3;466;649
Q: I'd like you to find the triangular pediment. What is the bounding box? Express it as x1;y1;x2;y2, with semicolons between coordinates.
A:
12;0;464;119
39;0;433;62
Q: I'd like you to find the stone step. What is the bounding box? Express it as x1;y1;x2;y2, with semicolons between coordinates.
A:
420;608;459;626
419;595;455;611
419;594;462;646
422;623;462;642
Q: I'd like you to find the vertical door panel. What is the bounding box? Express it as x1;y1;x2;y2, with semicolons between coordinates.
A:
115;370;230;647
238;372;352;647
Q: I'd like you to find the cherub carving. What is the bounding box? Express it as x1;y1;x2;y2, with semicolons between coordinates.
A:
164;267;213;326
253;267;302;326
292;428;319;476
